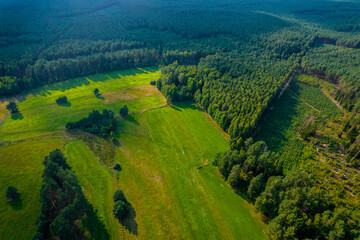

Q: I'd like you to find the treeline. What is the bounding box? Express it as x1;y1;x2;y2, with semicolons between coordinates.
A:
38;39;146;61
66;109;116;138
33;150;87;239
0;76;32;97
214;139;360;239
157;60;294;148
0;49;201;97
312;36;360;49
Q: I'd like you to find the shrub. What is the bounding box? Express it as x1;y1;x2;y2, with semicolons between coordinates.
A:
150;80;156;85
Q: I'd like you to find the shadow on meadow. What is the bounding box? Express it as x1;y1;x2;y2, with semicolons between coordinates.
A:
82;202;110;240
9;197;23;211
57;101;72;107
125;115;140;125
172;101;197;112
11;112;23;120
24;67;157;98
119;203;138;236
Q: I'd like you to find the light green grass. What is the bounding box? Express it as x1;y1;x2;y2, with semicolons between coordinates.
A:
64;140;120;239
0;138;62;240
0;67;162;142
0;68;266;240
116;102;266;239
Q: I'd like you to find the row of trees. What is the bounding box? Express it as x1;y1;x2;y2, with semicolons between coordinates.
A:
214;139;360;239
0;49;202;98
32;150;87;239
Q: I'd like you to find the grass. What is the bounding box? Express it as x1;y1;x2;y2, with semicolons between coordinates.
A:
0;138;62;240
0;68;266;239
0;67;163;142
64;140;119;239
0;101;8;119
116;103;266;239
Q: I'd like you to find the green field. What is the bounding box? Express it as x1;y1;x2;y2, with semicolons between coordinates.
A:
0;138;62;239
0;68;265;239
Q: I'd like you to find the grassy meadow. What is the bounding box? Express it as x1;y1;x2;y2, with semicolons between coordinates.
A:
0;68;266;239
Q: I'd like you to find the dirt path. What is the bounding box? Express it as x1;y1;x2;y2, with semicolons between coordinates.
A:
321;88;346;114
278;71;296;99
0;111;10;128
138;104;169;114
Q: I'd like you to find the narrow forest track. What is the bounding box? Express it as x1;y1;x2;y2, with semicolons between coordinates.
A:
0;111;9;128
278;71;296;99
320;88;346;114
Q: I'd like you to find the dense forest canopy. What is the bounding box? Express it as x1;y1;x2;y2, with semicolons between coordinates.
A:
1;0;360;239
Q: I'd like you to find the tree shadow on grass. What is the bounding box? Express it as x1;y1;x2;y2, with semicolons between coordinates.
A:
11;113;23;120
9;197;23;211
120;204;138;236
57;102;72;107
82;202;110;240
234;188;256;205
172;101;197;112
96;95;104;100
112;138;121;147
125;115;139;125
30;77;91;97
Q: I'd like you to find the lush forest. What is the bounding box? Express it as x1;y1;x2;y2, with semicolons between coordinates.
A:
1;0;360;239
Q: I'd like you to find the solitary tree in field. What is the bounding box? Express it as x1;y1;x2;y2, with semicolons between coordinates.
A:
6;186;19;202
120;105;128;117
6;102;19;114
93;88;100;97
